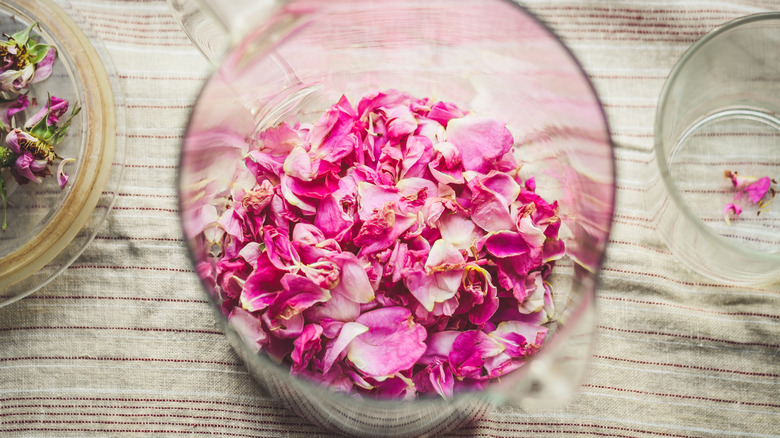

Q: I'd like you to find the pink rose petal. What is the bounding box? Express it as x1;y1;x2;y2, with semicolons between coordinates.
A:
448;330;505;379
445;115;514;173
469;181;515;232
723;203;742;226
347;307;427;379
331;252;375;304
744;177;771;204
229;307;268;354
291;324;323;371
427;101;466;127
268;274;331;320
322;321;369;373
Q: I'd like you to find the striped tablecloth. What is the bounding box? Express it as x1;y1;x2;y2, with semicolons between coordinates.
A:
2;1;780;437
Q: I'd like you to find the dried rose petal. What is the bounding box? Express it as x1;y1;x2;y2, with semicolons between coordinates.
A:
723;203;742;226
469;180;516;232
267;274;331;320
438;212;482;251
321;321;369;374
743;177;771;204
291;324;323;372
448;329;505;379
446;115;513;173
229;307;268;354
347;307;427;379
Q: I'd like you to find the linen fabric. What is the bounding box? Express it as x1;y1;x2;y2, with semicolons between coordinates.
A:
2;1;780;437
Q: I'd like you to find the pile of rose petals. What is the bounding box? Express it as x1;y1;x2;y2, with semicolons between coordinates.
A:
200;89;567;399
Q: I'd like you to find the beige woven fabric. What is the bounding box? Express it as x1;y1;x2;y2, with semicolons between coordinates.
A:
2;0;780;436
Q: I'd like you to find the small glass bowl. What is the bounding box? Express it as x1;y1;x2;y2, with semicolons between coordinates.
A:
652;13;780;285
0;0;126;307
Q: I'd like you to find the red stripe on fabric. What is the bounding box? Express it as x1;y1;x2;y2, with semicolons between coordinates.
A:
118;193;177;198
547;19;728;28
584;384;780;408
87;22;185;33
613;132;780;138
600;267;779;292
94;235;184;243
701;217;780;225
598;325;780;349
607;186;657;199
467;421;700;438
532;6;745;14
0;428;273;438
116;72;775;84
0;326;221;335
93;29;719;48
84;28;191;40
119;75;204;81
0;295;207;303
452;431;636;438
560;36;698;43
0;412;297;426
87;0;172;3
80;12;185;21
77;6;747;20
593;355;780;378
0;420;301;434
673;159;780;165
608;240;670;255
86;26;189;38
126;133;184;139
0;397;269;410
603;103;657;109
67;265;194;273
558;27;708;37
614;155;652;164
716;233;780;245
615;213;651;222
126;104;194;109
123;164;178;169
590;74;666;80
599;295;780;319
0;405;299;419
613;219;655;231
110;206;179;213
100;38;196;46
0;356;241;367
546;14;738;22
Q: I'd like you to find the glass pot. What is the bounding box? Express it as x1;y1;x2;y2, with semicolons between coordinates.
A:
175;1;615;436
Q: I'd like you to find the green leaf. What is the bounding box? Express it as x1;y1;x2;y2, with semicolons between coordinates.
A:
29;113;53;141
10;22;37;46
50;104;81;146
26;43;51;64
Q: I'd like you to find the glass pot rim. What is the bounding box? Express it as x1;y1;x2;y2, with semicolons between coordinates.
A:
177;0;616;408
653;12;780;274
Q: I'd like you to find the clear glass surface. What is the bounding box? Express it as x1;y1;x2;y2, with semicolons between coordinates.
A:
652;13;780;285
177;1;615;436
